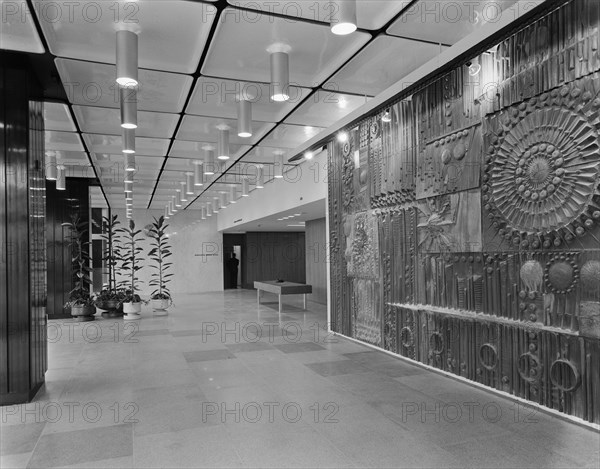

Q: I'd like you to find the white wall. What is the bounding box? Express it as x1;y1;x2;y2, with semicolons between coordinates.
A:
217;149;327;232
112;208;223;297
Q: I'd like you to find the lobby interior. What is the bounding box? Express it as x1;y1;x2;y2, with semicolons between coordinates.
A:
1;0;600;468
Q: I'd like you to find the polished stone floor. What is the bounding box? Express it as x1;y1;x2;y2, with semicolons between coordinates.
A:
1;290;599;468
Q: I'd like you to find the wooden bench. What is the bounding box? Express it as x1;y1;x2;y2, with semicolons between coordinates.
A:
254;281;313;314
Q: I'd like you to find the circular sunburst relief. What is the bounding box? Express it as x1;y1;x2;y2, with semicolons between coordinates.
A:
483;84;600;248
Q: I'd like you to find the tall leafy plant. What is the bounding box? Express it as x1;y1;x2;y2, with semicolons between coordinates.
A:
119;219;145;302
95;214;122;294
148;216;173;300
62;214;93;306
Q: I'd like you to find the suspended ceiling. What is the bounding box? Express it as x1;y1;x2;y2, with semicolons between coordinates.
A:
1;0;522;212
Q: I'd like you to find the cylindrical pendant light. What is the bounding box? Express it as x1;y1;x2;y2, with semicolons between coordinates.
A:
46;152;58;180
172;195;179;212
122;128;135;154
116;30;138;87
164;206;170;220
120;87;137;129
56;165;66;190
256;165;265;189
217;128;230;160
274;153;284;178
237;99;252;138
201;207;206;220
194;161;204;186
175;191;182;208
168;201;174;216
124;181;133;193
270;52;290;102
204;147;215;175
125;153;136;172
331;0;357;35
180;182;188;202
220;192;228;208
230;185;237;203
213;197;220;213
206;201;212;216
124;171;133;183
242;178;250;197
186;172;194;195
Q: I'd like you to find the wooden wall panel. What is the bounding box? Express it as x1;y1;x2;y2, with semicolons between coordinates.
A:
244;232;306;289
327;0;600;424
305;218;327;305
0;63;47;405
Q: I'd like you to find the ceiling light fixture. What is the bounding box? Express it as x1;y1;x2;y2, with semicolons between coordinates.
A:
242;178;250;197
120;87;137;129
116;30;138;87
56;165;66;190
467;59;481;76
206;202;212;216
175;191;182;208
220;192;229;208
125;153;136;172
382;110;392;122
201;206;206;220
186;172;194;195
331;0;357;35
337;132;348;143
180;182;188;202
270;51;290;102
237;99;252;138
194;161;204;186
168;201;174;217
217;127;230;160
213;197;220;213
230;185;237;203
203;146;216;175
256;165;265;189
124;181;133;193
274;152;284;179
165;206;170;220
122;128;135;154
46;152;58;180
171;196;178;212
304;151;314;160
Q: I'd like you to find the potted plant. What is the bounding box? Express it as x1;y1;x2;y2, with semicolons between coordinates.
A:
147;216;173;314
62;215;95;322
94;214;124;318
119;219;145;320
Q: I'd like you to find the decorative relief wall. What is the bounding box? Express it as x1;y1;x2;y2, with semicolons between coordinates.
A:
327;0;600;424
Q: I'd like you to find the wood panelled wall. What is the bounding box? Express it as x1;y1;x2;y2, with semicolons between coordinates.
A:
45;178;92;319
305;219;327;304
328;0;600;424
0;63;47;405
244;232;306;289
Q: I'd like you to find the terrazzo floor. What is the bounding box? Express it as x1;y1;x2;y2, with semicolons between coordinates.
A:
1;290;599;468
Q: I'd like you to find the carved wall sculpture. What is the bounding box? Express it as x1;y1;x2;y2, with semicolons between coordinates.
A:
327;0;600;424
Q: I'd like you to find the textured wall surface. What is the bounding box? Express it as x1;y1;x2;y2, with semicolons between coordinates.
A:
328;0;600;424
306;218;328;304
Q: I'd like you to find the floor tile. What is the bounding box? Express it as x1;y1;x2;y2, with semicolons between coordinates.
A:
273;342;326;354
225;341;274;353
183;349;236;362
305;360;371;377
0;422;45;455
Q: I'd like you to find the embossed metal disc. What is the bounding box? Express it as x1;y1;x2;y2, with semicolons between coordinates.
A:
484;91;600;238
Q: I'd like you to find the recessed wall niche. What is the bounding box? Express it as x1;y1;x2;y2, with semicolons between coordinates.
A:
327;0;600;424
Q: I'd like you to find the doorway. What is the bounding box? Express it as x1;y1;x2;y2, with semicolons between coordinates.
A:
223;233;246;289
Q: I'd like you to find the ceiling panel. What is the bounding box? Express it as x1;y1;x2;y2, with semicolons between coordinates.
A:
73;106;178;139
44;102;77;131
49;150;88;162
284;90;369;127
83;134;170;156
176;115;274;146
169;140;252;160
202;7;371;87
34;0;216;74
387;0;519;45
329;35;443;95
186;77;309;121
56;58;192;113
0;0;45;53
227;0;411;30
45;130;85;152
260;124;323;149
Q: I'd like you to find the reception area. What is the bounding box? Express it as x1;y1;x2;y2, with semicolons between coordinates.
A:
1;0;600;467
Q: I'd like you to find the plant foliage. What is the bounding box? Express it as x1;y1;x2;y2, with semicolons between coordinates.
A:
93;214;122;295
147;216;173;300
62;214;94;307
118;219;145;302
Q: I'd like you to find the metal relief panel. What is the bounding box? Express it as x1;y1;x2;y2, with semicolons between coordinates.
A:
346;211;379;279
353;278;381;347
417;189;482;253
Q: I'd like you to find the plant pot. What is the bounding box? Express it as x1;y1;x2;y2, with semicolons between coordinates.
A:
96;300;124;318
151;298;170;313
71;305;95;322
123;301;142;320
